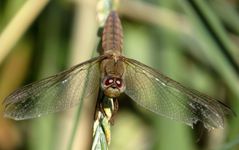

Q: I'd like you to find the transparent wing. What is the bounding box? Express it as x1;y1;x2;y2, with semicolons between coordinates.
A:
3;57;103;120
124;58;232;129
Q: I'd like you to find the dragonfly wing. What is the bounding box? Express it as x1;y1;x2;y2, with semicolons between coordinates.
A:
124;58;232;129
3;56;103;120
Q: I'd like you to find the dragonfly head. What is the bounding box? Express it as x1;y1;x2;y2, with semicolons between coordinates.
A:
101;76;125;98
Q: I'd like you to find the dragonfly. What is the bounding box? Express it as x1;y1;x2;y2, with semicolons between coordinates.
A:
3;11;233;130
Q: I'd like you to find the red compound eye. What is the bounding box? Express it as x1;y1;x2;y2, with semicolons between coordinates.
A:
105;78;114;86
115;78;122;87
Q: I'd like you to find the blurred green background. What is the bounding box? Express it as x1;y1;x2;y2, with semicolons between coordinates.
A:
0;0;239;150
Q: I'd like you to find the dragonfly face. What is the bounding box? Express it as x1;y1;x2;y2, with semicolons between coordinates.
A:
3;11;233;129
101;76;125;98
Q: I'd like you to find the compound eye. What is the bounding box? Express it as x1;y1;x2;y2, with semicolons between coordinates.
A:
115;78;122;87
105;78;114;86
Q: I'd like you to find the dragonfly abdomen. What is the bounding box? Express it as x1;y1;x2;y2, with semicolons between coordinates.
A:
102;11;123;54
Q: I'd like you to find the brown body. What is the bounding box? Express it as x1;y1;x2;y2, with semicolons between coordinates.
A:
101;11;126;98
102;11;123;55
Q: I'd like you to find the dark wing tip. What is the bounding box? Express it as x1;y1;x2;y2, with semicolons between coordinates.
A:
2;94;12;105
217;100;236;117
2;97;12;113
3;113;17;120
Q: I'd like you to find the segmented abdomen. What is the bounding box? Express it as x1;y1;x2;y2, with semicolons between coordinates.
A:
102;11;123;54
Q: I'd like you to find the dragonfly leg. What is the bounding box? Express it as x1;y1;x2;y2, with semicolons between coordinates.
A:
94;99;100;121
109;98;119;125
94;91;105;121
96;96;119;125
